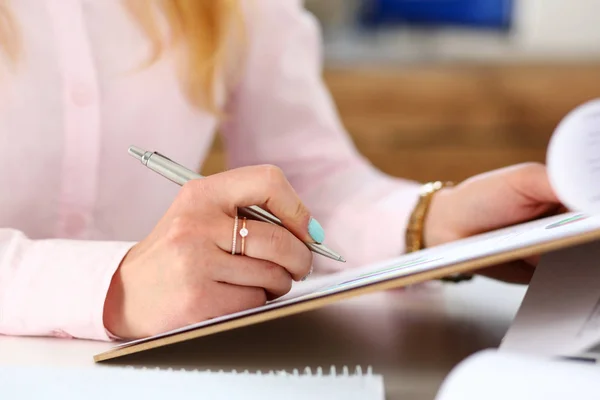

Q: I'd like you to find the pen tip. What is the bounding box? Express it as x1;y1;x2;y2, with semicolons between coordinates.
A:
339;257;346;263
128;146;145;161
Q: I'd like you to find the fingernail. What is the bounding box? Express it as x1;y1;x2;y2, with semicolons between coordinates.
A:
308;217;325;243
301;266;314;282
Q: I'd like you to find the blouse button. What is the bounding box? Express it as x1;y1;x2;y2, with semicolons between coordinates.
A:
70;82;95;106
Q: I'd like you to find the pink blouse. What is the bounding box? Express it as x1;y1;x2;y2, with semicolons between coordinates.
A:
0;0;420;341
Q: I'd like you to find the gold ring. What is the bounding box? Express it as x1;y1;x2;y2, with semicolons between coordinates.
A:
231;215;239;255
239;217;248;256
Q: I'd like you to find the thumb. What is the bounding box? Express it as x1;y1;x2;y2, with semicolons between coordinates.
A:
504;163;561;206
204;165;325;244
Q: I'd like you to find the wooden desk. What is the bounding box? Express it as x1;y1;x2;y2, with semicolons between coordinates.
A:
202;64;600;183
0;278;526;400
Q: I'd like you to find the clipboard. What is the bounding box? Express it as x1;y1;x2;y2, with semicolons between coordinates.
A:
94;211;600;362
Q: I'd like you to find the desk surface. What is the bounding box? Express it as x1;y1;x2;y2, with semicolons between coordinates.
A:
0;278;526;400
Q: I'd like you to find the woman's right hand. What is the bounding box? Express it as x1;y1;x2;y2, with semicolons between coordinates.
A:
102;165;321;340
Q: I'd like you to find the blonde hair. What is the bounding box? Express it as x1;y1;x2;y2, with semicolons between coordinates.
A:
0;0;244;114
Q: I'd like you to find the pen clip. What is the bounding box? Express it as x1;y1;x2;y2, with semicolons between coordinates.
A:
153;151;176;163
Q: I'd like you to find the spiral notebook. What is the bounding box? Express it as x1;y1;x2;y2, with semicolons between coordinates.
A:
0;364;384;400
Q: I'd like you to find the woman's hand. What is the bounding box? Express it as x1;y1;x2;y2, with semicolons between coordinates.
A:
424;163;563;284
103;165;321;340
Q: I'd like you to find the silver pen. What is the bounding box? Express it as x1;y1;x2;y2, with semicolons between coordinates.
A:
128;146;346;263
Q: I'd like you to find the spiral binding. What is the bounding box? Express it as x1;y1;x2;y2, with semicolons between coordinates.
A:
127;365;375;377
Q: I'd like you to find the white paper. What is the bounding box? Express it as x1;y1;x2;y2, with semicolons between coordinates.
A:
115;211;600;349
492;99;600;358
547;98;600;214
436;349;600;400
500;240;600;357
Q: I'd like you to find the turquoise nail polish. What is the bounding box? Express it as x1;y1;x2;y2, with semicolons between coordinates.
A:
308;217;325;244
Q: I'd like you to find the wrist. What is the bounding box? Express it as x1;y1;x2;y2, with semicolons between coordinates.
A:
103;264;125;338
103;247;136;340
422;186;459;248
417;183;474;283
405;181;454;252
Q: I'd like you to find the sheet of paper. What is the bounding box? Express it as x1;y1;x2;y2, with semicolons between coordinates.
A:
500;240;600;356
547;98;600;214
113;211;600;350
436;349;600;400
0;364;384;400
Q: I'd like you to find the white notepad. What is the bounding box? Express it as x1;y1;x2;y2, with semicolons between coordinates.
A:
436;350;600;400
0;364;384;400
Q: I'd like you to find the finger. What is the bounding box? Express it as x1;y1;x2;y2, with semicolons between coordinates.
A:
215;215;313;281
505;163;562;206
476;260;535;285
203;165;324;244
209;252;293;300
185;281;267;324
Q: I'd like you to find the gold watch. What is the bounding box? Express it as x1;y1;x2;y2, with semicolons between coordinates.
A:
405;181;473;283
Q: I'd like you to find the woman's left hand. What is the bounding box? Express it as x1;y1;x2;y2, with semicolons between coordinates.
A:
424;162;564;284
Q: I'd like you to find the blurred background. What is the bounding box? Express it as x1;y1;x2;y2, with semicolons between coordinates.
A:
203;0;600;183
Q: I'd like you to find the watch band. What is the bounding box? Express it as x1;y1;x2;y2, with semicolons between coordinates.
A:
405;181;451;253
405;181;473;283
